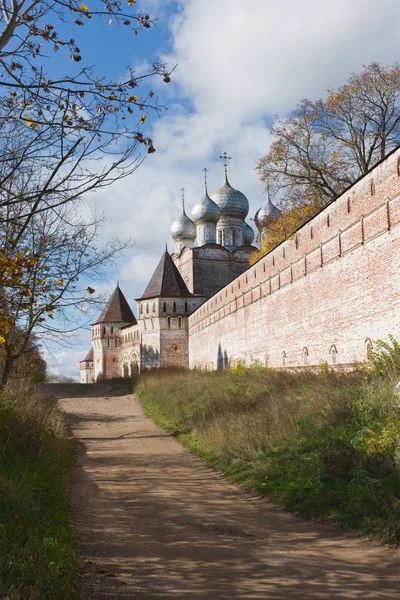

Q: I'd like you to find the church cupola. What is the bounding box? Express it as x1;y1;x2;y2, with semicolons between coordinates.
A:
255;189;281;240
191;167;220;246
243;221;255;246
211;152;249;250
170;188;196;255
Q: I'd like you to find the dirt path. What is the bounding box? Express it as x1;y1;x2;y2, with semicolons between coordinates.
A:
53;385;400;599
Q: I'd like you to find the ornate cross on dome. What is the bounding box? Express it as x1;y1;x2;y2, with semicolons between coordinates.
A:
220;152;231;180
202;167;209;192
180;187;186;212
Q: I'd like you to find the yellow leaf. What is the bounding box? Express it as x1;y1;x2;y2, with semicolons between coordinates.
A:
140;114;146;124
0;335;6;344
128;0;135;5
27;119;37;129
80;4;89;12
109;18;112;25
128;95;137;103
109;93;117;100
57;278;64;285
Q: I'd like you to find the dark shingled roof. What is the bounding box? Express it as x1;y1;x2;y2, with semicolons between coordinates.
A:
138;251;192;300
80;347;93;363
95;286;136;324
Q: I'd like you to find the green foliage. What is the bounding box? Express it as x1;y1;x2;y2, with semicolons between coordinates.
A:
137;357;400;544
0;382;79;599
369;334;400;378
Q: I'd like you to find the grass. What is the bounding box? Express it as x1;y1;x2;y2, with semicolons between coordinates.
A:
0;380;79;600
137;351;400;545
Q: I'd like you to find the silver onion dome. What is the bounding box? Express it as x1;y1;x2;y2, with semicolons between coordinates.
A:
243;221;255;245
211;174;249;220
255;193;281;231
192;184;220;224
171;202;196;240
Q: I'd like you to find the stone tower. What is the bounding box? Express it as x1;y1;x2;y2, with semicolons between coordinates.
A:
136;249;206;369
92;285;136;381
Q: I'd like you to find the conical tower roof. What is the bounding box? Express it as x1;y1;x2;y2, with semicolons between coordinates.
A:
80;347;93;363
95;285;136;324
138;250;193;300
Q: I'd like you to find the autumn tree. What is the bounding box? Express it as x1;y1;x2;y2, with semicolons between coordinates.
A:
0;0;172;237
0;198;130;386
257;63;400;204
254;62;400;261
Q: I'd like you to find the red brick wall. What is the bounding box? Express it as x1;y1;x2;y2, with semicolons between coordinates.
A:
189;149;400;369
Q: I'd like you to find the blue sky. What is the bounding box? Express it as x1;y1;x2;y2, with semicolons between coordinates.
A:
45;0;400;378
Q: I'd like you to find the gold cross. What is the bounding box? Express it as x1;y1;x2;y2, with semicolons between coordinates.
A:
219;152;231;168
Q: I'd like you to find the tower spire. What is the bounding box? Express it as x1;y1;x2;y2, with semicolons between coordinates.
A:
202;167;209;194
180;187;186;213
219;151;231;182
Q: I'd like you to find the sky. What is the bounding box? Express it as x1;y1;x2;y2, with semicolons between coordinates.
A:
46;0;400;378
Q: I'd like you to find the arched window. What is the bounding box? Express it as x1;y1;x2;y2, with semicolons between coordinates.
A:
153;303;156;312
218;230;223;245
185;301;188;312
107;338;110;347
173;302;176;312
167;317;171;329
282;351;286;367
178;317;182;329
327;214;330;228
232;229;236;246
347;197;351;213
302;347;309;366
102;326;106;335
140;304;143;314
330;345;337;365
110;326;113;333
163;302;166;312
146;303;149;314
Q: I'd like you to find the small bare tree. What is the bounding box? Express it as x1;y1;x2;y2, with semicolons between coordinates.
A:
0;198;131;386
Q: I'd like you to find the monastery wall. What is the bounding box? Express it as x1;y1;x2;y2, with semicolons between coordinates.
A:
188;149;400;370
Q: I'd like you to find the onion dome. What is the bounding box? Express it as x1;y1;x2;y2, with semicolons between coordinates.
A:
192;180;220;224
243;222;255;245
211;160;249;219
171;200;196;240
255;192;281;231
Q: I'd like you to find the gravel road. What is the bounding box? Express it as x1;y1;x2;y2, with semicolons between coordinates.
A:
49;383;400;599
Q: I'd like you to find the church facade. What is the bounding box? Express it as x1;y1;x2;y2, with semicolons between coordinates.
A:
80;148;400;382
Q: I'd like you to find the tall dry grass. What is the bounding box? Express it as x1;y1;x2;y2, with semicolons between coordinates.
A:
0;380;79;599
137;359;400;544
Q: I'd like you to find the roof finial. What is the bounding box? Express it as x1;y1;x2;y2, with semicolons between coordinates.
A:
165;242;168;252
219;151;231;182
202;167;209;194
117;280;119;288
180;187;186;213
